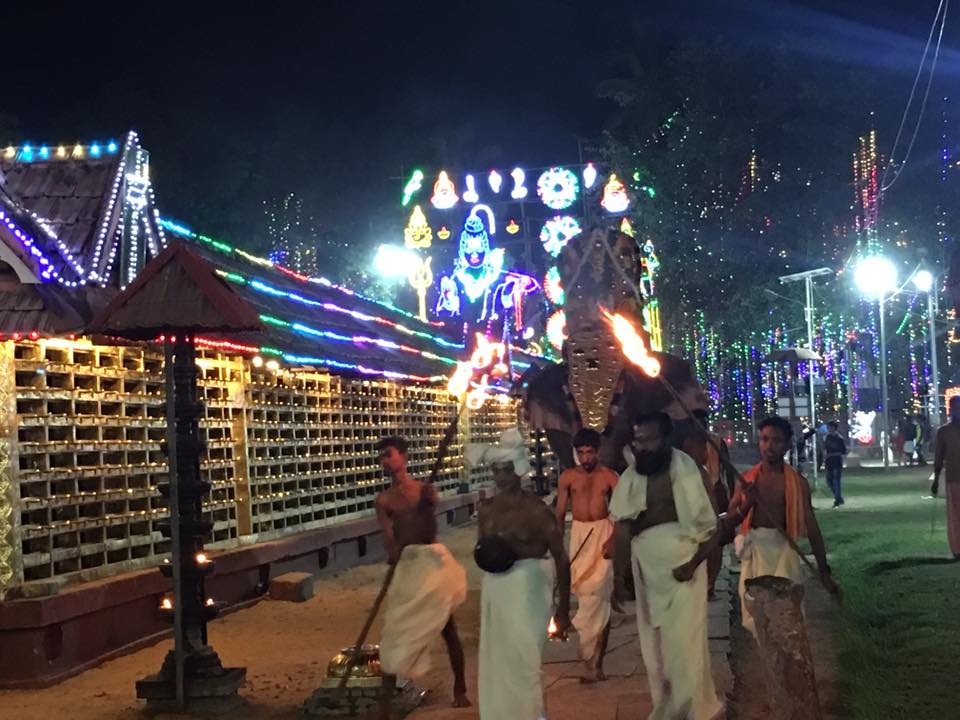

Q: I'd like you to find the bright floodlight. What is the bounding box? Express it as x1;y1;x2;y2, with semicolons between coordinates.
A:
854;255;897;299
374;244;419;279
912;269;934;294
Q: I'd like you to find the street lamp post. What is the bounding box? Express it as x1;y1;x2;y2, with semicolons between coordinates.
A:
779;267;832;481
912;270;941;426
854;256;898;469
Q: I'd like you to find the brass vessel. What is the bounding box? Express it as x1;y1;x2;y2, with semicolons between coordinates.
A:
320;644;383;688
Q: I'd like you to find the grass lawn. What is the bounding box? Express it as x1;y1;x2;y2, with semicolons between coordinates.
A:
810;466;960;719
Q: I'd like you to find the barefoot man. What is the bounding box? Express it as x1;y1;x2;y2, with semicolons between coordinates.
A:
374;436;470;716
611;412;724;720
727;416;839;637
469;428;572;720
555;427;618;682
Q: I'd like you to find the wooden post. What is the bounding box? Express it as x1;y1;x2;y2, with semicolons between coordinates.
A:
743;576;822;720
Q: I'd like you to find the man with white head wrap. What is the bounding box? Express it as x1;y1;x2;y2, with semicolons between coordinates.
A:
468;428;571;720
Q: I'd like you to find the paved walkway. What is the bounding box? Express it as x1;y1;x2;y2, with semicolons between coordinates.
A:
411;569;735;720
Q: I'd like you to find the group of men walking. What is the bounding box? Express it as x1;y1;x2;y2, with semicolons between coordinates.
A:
370;412;841;719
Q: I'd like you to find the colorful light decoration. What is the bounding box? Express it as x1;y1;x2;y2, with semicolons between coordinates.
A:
453;207;504;302
546;310;567;351
544;266;564;305
401;169;424;207
539;215;582;257
437;226;451;240
494;272;539;328
161;218;449;329
3;140;119;163
431;171;459;210
583;163;598;189
463;174;480;203
510;168;528;199
851;411;876;445
436;275;461;316
408;256;434;322
506;219;520;235
537;167;579;210
489;170;503;194
600;174;630;214
947;387;960;416
619;218;635;237
403;205;433;249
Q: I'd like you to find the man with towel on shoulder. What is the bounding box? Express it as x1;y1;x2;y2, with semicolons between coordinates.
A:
374;435;470;717
727;416;838;637
555;427;618;683
468;428;572;720
611;412;724;720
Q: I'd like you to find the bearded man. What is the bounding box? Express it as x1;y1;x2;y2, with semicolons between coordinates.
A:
611;412;724;720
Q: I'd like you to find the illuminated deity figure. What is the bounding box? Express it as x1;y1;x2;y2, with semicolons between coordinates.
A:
453;210;504;303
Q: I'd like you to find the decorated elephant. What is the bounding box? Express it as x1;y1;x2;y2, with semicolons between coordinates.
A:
521;226;708;473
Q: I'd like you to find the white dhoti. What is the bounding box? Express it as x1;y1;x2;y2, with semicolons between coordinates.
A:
632;522;724;720
479;558;554;720
737;527;805;637
379;543;467;680
570;519;613;665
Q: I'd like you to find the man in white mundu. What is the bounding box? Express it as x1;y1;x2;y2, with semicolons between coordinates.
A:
611;412;724;720
468;428;571;720
555;427;619;682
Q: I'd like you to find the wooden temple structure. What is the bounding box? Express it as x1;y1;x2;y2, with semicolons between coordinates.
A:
0;131;548;686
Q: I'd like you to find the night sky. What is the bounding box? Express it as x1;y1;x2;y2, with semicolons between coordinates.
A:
4;0;954;252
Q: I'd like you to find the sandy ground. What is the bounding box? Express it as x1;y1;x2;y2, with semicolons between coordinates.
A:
0;522;739;720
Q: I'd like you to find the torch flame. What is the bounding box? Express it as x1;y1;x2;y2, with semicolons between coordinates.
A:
547;616;558;636
601;308;661;377
447;333;509;409
160;597;173;611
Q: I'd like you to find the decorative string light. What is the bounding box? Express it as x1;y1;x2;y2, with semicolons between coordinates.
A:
430;171;459;210
536;167;579;210
539;215;582;257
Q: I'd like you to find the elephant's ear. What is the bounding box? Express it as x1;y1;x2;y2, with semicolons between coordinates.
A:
524;363;576;426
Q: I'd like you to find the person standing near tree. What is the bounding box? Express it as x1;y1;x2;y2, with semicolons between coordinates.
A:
933;396;960;559
555;427;619;683
823;421;848;508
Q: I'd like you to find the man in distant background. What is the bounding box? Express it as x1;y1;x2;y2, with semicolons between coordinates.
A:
823;421;848;508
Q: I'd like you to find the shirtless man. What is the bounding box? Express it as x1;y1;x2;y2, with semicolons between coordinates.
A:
470;428;571;720
555;428;618;682
611;412;723;720
726;416;838;637
374;436;469;716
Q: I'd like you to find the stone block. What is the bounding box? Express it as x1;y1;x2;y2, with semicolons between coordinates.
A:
269;572;315;602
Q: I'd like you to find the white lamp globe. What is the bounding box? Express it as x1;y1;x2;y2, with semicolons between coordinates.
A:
854;255;897;299
912;269;934;294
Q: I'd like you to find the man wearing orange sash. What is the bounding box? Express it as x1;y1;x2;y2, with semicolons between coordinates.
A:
727;416;838;636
